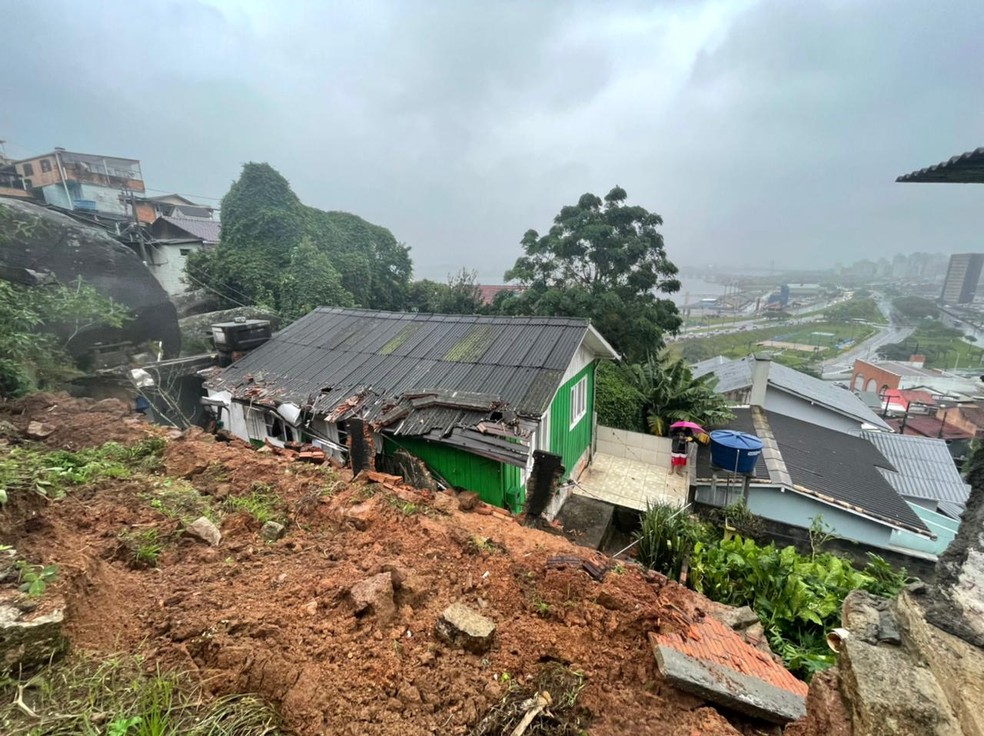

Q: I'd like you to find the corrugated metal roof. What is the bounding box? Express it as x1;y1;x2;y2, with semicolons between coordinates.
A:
859;431;970;508
159;215;221;243
692;356;892;430
897;148;984;184
207;308;608;435
697;408;929;534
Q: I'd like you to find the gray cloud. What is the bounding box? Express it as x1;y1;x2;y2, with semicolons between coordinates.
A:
2;0;982;280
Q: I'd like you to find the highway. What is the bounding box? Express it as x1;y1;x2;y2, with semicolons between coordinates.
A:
821;297;913;378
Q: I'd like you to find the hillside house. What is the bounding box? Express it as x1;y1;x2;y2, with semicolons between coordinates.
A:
693;354;892;433
694;407;949;565
204;308;619;513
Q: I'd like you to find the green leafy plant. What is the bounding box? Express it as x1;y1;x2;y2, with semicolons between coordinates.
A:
17;561;58;598
119;528;165;569
634;502;707;580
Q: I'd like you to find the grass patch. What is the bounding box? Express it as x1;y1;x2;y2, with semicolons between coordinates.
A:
143;478;216;525
0;438;166;505
385;495;420;516
118;528;165;569
0;653;287;736
225;483;284;524
878;322;984;369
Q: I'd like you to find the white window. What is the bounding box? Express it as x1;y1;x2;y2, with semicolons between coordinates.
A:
264;412;295;446
570;376;588;428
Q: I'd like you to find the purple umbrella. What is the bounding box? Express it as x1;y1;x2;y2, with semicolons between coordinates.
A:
669;421;706;434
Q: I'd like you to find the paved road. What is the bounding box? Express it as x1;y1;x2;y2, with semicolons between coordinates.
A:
821;298;912;378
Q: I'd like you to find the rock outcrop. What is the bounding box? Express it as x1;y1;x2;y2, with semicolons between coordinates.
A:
0;198;180;357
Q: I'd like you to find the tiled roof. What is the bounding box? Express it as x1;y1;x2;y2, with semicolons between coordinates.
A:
897;147;984;184
476;284;523;305
693;355;892;430
655;616;808;699
207;309;617;459
860;430;970;509
885;415;975;441
696;408;929;534
160;215;221;243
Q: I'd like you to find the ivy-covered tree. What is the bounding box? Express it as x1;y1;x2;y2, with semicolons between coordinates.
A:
0;279;129;396
501;187;681;362
188;163;413;317
278;238;355;322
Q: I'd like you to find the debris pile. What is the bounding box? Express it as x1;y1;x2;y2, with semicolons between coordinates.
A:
0;394;806;735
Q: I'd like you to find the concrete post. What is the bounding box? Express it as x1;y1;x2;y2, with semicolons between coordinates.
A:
750;354;772;408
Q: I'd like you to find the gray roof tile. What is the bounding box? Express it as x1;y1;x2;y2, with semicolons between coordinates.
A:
859;431;970;509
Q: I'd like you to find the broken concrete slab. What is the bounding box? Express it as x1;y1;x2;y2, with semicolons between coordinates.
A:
839;635;961;736
185;516;221;546
434;602;495;654
649;617;808;724
350;573;396;623
0;602;67;675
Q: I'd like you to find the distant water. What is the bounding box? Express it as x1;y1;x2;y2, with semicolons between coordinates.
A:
672;279;729;306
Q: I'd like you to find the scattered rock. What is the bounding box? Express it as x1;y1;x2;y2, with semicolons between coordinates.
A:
24;421;55;440
0;603;67;675
343;500;378;531
430;492;458;514
0;547;17;584
712;604;761;631
185;517;222;546
0;420;21;441
434;602;496;654
350;573;396;623
260;521;286;542
457;492;480;511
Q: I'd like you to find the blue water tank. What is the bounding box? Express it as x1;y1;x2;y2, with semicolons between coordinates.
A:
709;430;763;474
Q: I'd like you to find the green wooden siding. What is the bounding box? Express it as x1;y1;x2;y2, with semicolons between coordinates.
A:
548;361;596;480
383;436;526;513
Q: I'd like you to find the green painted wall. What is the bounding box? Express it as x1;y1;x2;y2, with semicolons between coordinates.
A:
383;436;526;513
548;361;596;480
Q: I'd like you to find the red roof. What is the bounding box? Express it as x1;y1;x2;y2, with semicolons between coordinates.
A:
653;615;808;698
882;389;936;411
477;284;523;305
887;415;974;441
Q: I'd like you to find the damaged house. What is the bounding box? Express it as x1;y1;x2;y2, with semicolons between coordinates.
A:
204;308;619;513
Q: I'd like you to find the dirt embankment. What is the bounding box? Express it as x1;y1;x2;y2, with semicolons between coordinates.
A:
1;393;771;736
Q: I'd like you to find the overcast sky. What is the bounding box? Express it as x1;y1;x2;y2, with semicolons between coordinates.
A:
2;0;982;280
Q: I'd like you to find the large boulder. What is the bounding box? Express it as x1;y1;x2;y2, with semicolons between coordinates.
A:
0;198;180;357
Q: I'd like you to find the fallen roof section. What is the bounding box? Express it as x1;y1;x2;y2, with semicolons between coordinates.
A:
650;616;808;724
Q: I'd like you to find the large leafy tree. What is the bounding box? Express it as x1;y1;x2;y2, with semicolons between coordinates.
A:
405;269;484;314
501;187;681;361
188;163;413;317
597;349;733;435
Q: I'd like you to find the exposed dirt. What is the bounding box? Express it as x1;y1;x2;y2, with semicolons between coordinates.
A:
1;395;778;735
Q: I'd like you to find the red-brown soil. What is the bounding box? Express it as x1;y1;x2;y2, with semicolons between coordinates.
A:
0;394;778;735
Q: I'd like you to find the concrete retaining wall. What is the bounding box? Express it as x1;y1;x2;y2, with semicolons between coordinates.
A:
596;426;673;465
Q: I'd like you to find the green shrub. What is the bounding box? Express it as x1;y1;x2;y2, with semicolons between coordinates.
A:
634;502;707;579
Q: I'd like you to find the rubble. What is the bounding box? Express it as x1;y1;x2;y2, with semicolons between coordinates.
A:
435;602;496;654
0;599;67;675
24;421;55;440
185;517;222;546
350;573;396;623
260;521;286;542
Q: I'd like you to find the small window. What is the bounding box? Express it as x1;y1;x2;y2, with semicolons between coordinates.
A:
179;248;192;256
265;413;294;444
22;163;34;176
23;178;32;190
570;376;588;428
40;159;52;173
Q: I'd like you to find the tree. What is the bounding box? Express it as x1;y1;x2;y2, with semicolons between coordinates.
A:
188;163;413;317
0;279;128;397
502;187;681;361
405;269;484;314
619;349;734;436
278;238;355;322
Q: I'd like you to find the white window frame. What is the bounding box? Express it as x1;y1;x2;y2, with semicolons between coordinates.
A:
570;376;588;429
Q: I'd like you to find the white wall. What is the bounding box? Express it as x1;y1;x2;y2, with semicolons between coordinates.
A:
148;242;202;296
559;344;595;385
